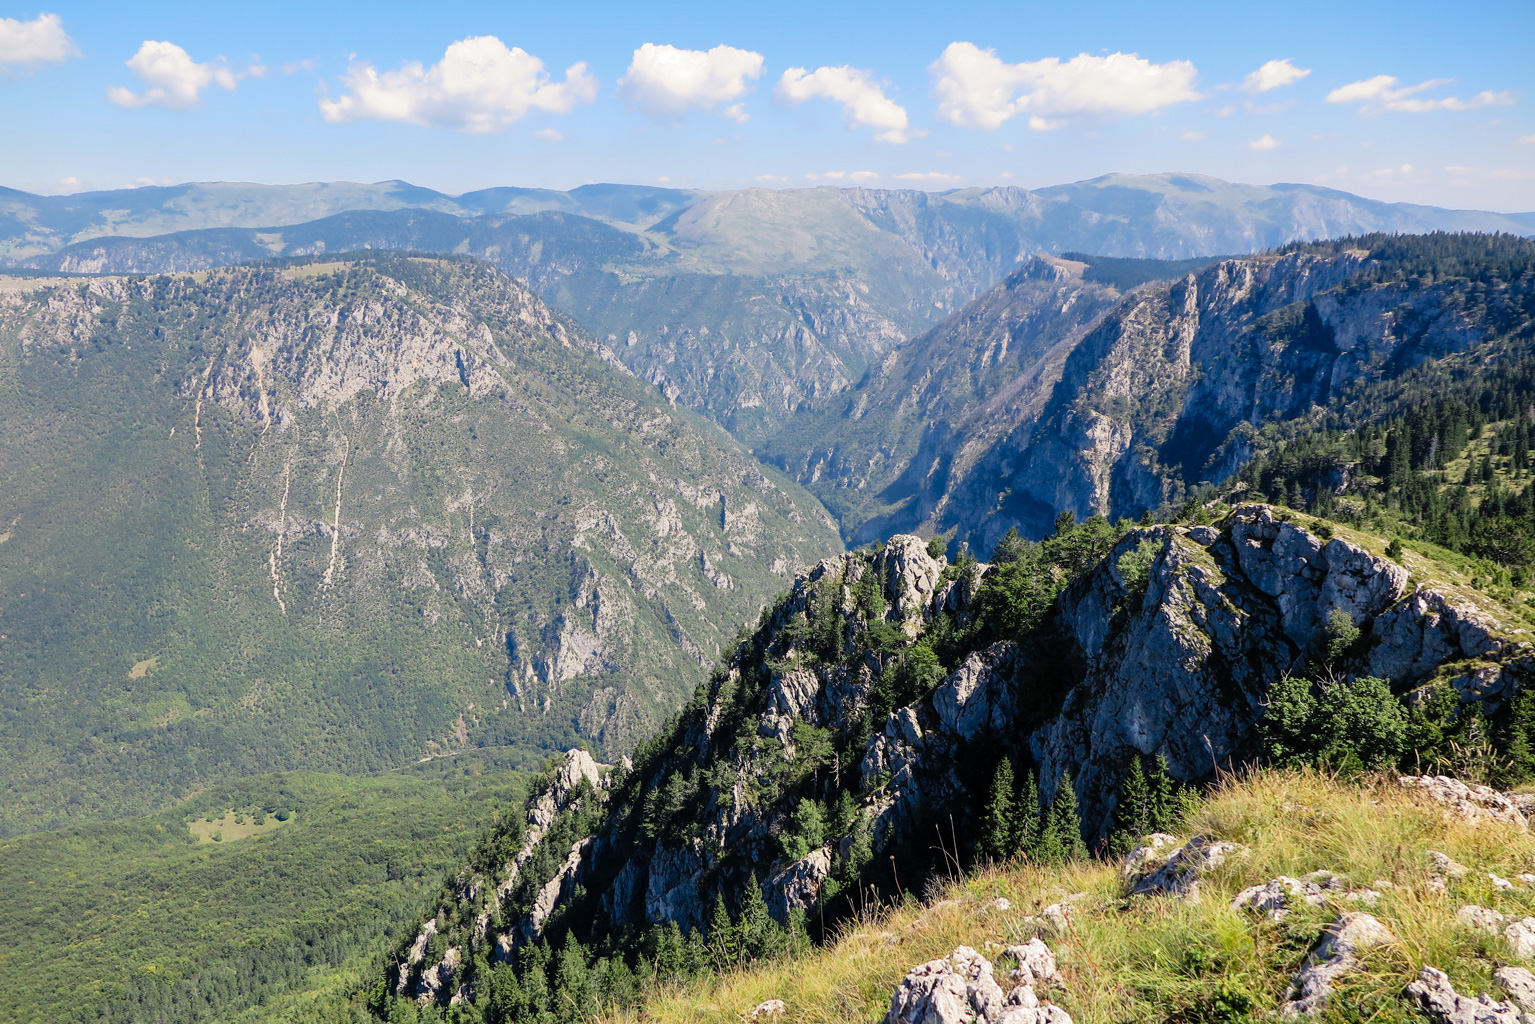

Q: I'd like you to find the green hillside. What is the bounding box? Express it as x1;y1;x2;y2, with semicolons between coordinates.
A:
0;256;839;837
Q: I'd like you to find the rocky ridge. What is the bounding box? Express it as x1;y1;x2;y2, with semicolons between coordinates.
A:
386;501;1534;1009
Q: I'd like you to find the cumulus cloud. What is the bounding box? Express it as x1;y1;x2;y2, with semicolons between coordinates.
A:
108;41;238;109
1242;58;1309;93
0;12;76;70
895;171;961;184
619;43;763;122
805;170;881;182
931;42;1198;129
1326;75;1515;113
776;65;911;143
1247;134;1281;150
319;36;597;132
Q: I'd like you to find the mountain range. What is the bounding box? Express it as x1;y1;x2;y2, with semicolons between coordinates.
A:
7;174;1533;445
5;170;1535;1023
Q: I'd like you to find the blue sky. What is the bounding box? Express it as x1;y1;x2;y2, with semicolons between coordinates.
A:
2;0;1532;209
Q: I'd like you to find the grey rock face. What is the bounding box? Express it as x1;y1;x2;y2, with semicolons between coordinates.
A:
1232;877;1329;921
455;508;1534;986
766;849;832;920
884;945;1072;1024
1281;912;1396;1017
1506;919;1535;960
1401;777;1531;829
1125;836;1246;900
1458;906;1508;935
886;945;1008;1024
1407;966;1528;1024
1496;967;1535;1012
1004;939;1064;989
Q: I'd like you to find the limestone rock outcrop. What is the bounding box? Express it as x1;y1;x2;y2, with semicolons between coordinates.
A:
1406;966;1529;1024
1281;913;1396;1018
884;945;1071;1024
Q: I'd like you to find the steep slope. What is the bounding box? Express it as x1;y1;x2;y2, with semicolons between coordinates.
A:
774;233;1535;551
761;255;1138;539
598;771;1535;1024
374;503;1535;1020
0;255;840;836
10;177;1533;445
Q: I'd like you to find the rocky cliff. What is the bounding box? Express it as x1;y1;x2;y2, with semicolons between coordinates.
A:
385;502;1534;1015
776;234;1535;552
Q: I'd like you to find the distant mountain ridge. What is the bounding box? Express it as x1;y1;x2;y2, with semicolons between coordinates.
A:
7;174;1532;446
769;233;1535;550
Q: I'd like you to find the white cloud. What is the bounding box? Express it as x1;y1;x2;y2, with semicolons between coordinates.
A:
534;128;563;142
776;65;911;143
930;42;1199;129
1242;58;1310;93
0;12;76;70
1326;75;1515;113
1247;133;1281;150
895;171;961;183
1518;133;1535;143
108;41;238;110
805;170;882;183
619;43;763;122
1182;129;1206;141
319;36;597;132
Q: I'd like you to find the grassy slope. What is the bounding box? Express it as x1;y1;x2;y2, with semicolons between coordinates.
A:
608;771;1535;1024
0;756;524;1024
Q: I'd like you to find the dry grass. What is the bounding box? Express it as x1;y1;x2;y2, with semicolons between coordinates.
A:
602;770;1535;1024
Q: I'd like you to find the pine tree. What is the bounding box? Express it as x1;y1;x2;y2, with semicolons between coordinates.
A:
1018;769;1044;861
1147;754;1181;833
706;893;738;973
652;921;685;984
738;872;774;963
1044;771;1087;861
979;758;1018;863
1502;690;1535;786
553;934;592;1024
1107;755;1150;857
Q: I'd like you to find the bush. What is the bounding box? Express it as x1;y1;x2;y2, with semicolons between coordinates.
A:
781;798;827;861
1260;674;1408;773
926;536;947;560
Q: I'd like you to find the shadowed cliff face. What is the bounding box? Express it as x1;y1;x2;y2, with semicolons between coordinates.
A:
777;237;1535;553
0;256;841;835
390;504;1533;1011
